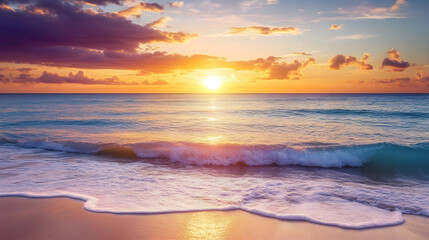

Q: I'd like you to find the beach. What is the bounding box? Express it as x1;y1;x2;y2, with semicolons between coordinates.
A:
1;197;428;240
2;0;429;238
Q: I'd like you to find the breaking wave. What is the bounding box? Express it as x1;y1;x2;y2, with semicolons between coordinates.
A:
1;136;428;173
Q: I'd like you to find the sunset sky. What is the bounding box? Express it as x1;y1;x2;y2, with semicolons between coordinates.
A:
1;0;428;93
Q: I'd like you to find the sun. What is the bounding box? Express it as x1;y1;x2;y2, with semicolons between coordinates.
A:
203;76;222;90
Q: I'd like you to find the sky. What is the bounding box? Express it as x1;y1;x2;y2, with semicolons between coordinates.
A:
0;0;428;93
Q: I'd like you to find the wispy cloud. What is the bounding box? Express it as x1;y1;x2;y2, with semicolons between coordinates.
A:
117;2;164;17
392;0;407;11
373;72;428;88
240;0;278;10
289;52;312;56
337;34;373;40
145;17;171;28
314;1;408;22
230;26;301;36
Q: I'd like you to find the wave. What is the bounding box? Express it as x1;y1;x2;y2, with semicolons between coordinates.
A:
3;119;138;127
232;108;429;119
289;108;429;118
1;136;428;172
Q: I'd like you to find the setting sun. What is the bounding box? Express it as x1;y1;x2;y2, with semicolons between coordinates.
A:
203;76;222;90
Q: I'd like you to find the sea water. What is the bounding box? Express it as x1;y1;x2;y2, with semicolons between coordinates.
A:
0;94;428;228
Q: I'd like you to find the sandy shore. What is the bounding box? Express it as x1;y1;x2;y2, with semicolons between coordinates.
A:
0;197;428;240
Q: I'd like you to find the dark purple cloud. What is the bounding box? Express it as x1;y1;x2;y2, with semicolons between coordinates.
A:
13;71;139;85
381;58;410;72
329;54;373;70
381;48;410;72
79;0;122;5
0;0;197;53
0;0;123;5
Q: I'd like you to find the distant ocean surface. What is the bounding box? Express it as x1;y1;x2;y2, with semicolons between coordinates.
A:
0;94;428;228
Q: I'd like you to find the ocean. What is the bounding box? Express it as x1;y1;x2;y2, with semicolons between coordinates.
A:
0;93;428;228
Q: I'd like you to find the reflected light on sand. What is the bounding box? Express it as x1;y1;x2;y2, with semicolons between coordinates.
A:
182;212;231;240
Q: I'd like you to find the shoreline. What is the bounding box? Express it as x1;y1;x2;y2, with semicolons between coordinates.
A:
0;197;428;240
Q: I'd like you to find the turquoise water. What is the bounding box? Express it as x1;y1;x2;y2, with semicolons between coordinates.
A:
0;94;428;228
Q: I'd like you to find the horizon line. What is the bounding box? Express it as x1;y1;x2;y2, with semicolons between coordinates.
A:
0;93;428;95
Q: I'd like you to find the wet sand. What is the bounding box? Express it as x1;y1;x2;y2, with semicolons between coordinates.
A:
0;197;428;240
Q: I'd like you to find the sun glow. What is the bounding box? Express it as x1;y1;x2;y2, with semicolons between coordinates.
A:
203;76;222;90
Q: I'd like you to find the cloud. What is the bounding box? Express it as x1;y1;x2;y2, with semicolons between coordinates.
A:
383;61;411;72
229;26;301;36
329;53;373;70
0;3;14;11
168;1;184;8
337;34;372;40
315;1;407;22
0;0;197;53
240;0;278;10
381;48;410;72
374;77;413;87
0;74;11;83
329;24;343;30
354;0;408;19
0;67;35;73
290;52;312;56
415;72;429;87
12;71;139;85
78;0;122;5
117;2;164;17
266;0;278;5
374;73;428;88
264;57;315;80
0;0;313;81
16;67;35;73
1;0;124;6
0;45;316;80
392;0;407;11
142;79;169;85
387;48;400;60
145;16;170;28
